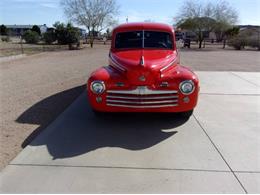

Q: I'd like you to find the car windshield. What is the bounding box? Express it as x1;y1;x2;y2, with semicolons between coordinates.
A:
115;31;173;49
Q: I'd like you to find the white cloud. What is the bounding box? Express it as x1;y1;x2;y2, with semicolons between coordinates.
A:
40;2;58;8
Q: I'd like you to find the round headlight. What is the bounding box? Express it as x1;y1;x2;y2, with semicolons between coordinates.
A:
91;81;105;94
179;80;195;95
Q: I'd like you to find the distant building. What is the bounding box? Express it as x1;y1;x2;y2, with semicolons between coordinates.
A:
209;31;216;40
39;24;48;34
237;25;260;42
5;24;48;36
175;25;260;43
175;30;197;41
237;25;260;31
5;24;88;39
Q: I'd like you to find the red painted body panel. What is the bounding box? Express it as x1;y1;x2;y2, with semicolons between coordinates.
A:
87;23;199;113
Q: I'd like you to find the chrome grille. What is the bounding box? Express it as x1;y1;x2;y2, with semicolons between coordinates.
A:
106;86;178;108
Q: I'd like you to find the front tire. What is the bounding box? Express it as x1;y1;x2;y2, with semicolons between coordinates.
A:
179;109;194;118
92;109;105;117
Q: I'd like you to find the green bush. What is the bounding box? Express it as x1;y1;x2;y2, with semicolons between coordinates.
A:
66;23;80;49
53;22;68;45
53;22;80;49
1;36;10;42
43;31;56;44
54;22;80;44
22;30;39;44
0;24;8;35
228;35;247;50
248;38;260;50
31;25;41;35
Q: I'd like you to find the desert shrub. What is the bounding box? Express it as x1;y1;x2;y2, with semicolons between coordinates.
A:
53;22;80;49
228;35;247;50
1;36;10;42
247;38;260;50
66;23;80;49
53;22;68;45
31;25;41;35
22;30;39;44
0;24;8;35
43;30;56;44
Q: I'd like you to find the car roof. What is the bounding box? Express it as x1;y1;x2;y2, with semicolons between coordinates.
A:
112;22;174;33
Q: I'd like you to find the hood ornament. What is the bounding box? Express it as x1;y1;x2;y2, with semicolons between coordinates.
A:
140;56;145;66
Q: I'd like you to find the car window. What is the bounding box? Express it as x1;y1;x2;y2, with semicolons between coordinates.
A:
115;31;173;49
115;31;143;49
144;31;173;49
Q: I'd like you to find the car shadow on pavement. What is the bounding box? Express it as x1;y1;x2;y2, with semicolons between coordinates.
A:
17;86;189;160
17;85;86;148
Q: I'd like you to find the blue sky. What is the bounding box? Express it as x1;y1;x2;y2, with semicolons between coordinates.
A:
0;0;259;28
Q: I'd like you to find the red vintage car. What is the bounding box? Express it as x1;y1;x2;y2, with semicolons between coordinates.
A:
87;22;199;117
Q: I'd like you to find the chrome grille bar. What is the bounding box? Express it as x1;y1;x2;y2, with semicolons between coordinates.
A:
107;86;178;95
107;95;178;100
106;86;179;108
106;99;178;104
107;103;178;108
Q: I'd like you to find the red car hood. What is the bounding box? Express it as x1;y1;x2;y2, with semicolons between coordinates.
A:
109;49;178;85
110;49;177;71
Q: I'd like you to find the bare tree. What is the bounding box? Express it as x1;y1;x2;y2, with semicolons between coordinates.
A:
214;1;238;42
61;0;119;47
175;0;238;48
175;1;216;48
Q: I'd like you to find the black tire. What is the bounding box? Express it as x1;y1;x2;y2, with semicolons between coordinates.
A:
92;109;105;117
179;109;194;118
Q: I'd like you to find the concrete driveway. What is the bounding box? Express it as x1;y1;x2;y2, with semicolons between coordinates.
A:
0;71;259;193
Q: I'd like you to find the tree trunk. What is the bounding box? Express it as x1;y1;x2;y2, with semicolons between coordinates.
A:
223;39;226;49
199;40;202;48
68;43;73;50
198;31;203;49
89;27;95;48
90;36;94;48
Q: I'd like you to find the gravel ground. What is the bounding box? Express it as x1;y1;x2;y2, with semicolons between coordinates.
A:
0;45;109;170
0;45;259;170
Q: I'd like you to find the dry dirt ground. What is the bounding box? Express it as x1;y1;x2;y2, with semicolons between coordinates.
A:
0;45;259;170
0;39;69;57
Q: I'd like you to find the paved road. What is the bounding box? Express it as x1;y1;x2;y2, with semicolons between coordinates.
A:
1;71;259;193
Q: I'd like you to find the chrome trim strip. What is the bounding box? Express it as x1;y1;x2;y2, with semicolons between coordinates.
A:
106;99;178;104
140;56;144;66
107;95;178;100
109;54;127;72
110;63;126;72
107;86;178;95
106;103;178;108
160;57;177;72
